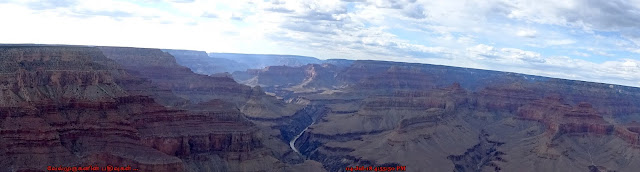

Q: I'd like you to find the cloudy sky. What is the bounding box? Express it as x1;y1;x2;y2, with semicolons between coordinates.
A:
1;0;640;87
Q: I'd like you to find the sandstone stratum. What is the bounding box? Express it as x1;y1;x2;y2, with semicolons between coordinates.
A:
3;44;640;172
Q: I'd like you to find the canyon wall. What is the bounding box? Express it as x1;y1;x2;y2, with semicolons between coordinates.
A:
0;46;325;172
232;59;640;172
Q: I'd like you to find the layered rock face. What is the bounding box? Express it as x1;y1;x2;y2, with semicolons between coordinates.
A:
230;59;640;172
99;47;253;106
292;83;476;171
0;46;184;171
478;79;640;118
98;47;325;171
476;82;542;112
518;96;640;145
334;60;539;91
6;45;640;172
0;46;323;172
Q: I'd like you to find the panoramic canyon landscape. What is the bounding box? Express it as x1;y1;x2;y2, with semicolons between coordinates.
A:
3;0;640;172
2;45;640;172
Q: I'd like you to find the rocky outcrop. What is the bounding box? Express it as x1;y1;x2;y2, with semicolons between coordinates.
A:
517;96;640;146
619;122;640;145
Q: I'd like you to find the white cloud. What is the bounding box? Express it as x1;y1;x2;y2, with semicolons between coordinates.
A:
546;39;575;46
586;48;614;57
516;29;537;38
573;51;591;57
500;48;545;63
467;44;497;59
467;44;544;63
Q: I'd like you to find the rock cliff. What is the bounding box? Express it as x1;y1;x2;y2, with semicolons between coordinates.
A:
0;46;184;171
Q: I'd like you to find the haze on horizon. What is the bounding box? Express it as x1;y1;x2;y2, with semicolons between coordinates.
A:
1;0;640;87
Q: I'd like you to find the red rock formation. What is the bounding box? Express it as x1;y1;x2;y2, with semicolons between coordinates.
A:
0;46;267;171
132;100;262;160
0;46;187;171
614;126;640;145
517;96;639;145
0;116;80;171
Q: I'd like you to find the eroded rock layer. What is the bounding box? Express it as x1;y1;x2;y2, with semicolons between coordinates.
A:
0;46;184;171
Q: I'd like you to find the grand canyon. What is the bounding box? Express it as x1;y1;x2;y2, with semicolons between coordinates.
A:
0;44;639;172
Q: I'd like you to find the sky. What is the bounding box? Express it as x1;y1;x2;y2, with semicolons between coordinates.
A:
1;0;640;87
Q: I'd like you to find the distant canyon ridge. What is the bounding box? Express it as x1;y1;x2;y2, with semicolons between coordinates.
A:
2;44;640;172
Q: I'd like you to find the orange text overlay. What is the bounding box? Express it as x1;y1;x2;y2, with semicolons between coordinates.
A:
345;166;406;171
47;165;138;171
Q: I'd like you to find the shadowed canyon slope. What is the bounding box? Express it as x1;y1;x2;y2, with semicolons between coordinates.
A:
3;45;640;172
